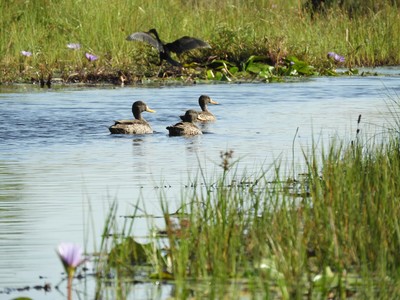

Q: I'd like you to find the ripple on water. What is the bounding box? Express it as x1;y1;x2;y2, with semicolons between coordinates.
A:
0;75;399;291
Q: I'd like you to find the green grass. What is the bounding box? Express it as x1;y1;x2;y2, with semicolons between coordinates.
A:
1;0;399;83
96;119;400;299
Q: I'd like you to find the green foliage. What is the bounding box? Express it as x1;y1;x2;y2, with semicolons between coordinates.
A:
205;55;318;82
282;55;317;76
96;121;400;298
108;238;155;267
0;0;399;83
304;0;400;16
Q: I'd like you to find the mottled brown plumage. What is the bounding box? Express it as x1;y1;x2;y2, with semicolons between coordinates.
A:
197;95;218;122
167;110;203;136
109;101;155;134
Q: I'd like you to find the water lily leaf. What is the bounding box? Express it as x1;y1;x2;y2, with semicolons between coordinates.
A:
208;70;223;80
322;68;339;76
206;69;215;79
246;62;274;75
108;237;156;266
245;55;273;74
149;271;175;280
207;70;231;81
207;59;236;69
229;66;239;74
284;55;316;76
245;55;270;65
213;71;223;80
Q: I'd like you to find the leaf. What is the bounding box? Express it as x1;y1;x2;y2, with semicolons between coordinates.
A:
108;237;157;266
229;66;239;74
206;69;215;79
207;59;236;69
283;55;316;76
149;271;175;280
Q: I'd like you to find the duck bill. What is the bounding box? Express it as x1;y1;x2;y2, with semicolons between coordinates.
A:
197;115;208;122
146;107;156;113
209;98;219;105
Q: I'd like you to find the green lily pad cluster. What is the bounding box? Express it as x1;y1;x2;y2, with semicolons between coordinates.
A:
204;54;345;82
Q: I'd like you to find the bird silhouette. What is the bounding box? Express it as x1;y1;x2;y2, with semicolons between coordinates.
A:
126;28;211;67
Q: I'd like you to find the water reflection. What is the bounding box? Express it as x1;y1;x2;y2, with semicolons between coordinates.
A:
0;71;399;298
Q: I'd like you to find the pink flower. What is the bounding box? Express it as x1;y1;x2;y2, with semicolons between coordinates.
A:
85;53;98;61
21;51;32;57
327;52;345;63
57;243;85;300
57;243;85;274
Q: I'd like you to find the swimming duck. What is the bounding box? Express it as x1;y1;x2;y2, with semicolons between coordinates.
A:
197;95;218;122
109;101;156;134
167;110;203;136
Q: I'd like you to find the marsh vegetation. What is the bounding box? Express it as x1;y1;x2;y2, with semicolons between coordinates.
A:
1;0;399;83
96;97;400;299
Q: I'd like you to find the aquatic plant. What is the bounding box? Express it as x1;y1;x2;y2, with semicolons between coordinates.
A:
95;105;400;298
57;243;86;300
327;51;345;63
1;0;399;83
85;53;98;62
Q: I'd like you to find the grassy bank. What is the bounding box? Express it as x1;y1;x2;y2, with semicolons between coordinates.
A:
95;105;400;298
1;0;399;84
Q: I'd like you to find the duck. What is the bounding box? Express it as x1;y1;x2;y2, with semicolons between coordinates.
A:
167;110;203;136
109;101;156;134
196;95;219;122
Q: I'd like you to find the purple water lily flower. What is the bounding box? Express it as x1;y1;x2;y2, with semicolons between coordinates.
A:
67;43;81;49
21;51;32;57
327;52;345;63
57;243;85;300
57;243;85;274
85;52;98;61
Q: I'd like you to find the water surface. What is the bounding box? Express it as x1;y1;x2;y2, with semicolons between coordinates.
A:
0;72;399;298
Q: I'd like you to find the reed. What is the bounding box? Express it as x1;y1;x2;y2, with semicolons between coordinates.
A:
1;0;399;82
97;124;400;298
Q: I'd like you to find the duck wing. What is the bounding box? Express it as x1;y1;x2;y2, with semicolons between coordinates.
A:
126;32;164;52
113;119;136;125
166;37;210;55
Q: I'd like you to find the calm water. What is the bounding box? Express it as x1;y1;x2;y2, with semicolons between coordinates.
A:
0;71;399;299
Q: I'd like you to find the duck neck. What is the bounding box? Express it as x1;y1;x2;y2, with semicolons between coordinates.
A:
133;109;143;120
200;104;208;112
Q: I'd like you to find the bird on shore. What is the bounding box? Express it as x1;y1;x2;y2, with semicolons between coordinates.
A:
196;95;219;122
167;110;203;136
126;28;211;67
109;101;155;134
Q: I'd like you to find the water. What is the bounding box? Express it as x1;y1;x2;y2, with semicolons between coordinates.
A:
0;71;399;299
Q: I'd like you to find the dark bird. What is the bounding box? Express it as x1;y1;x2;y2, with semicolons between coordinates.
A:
197;95;219;122
126;28;211;67
109;101;156;134
167;110;203;136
